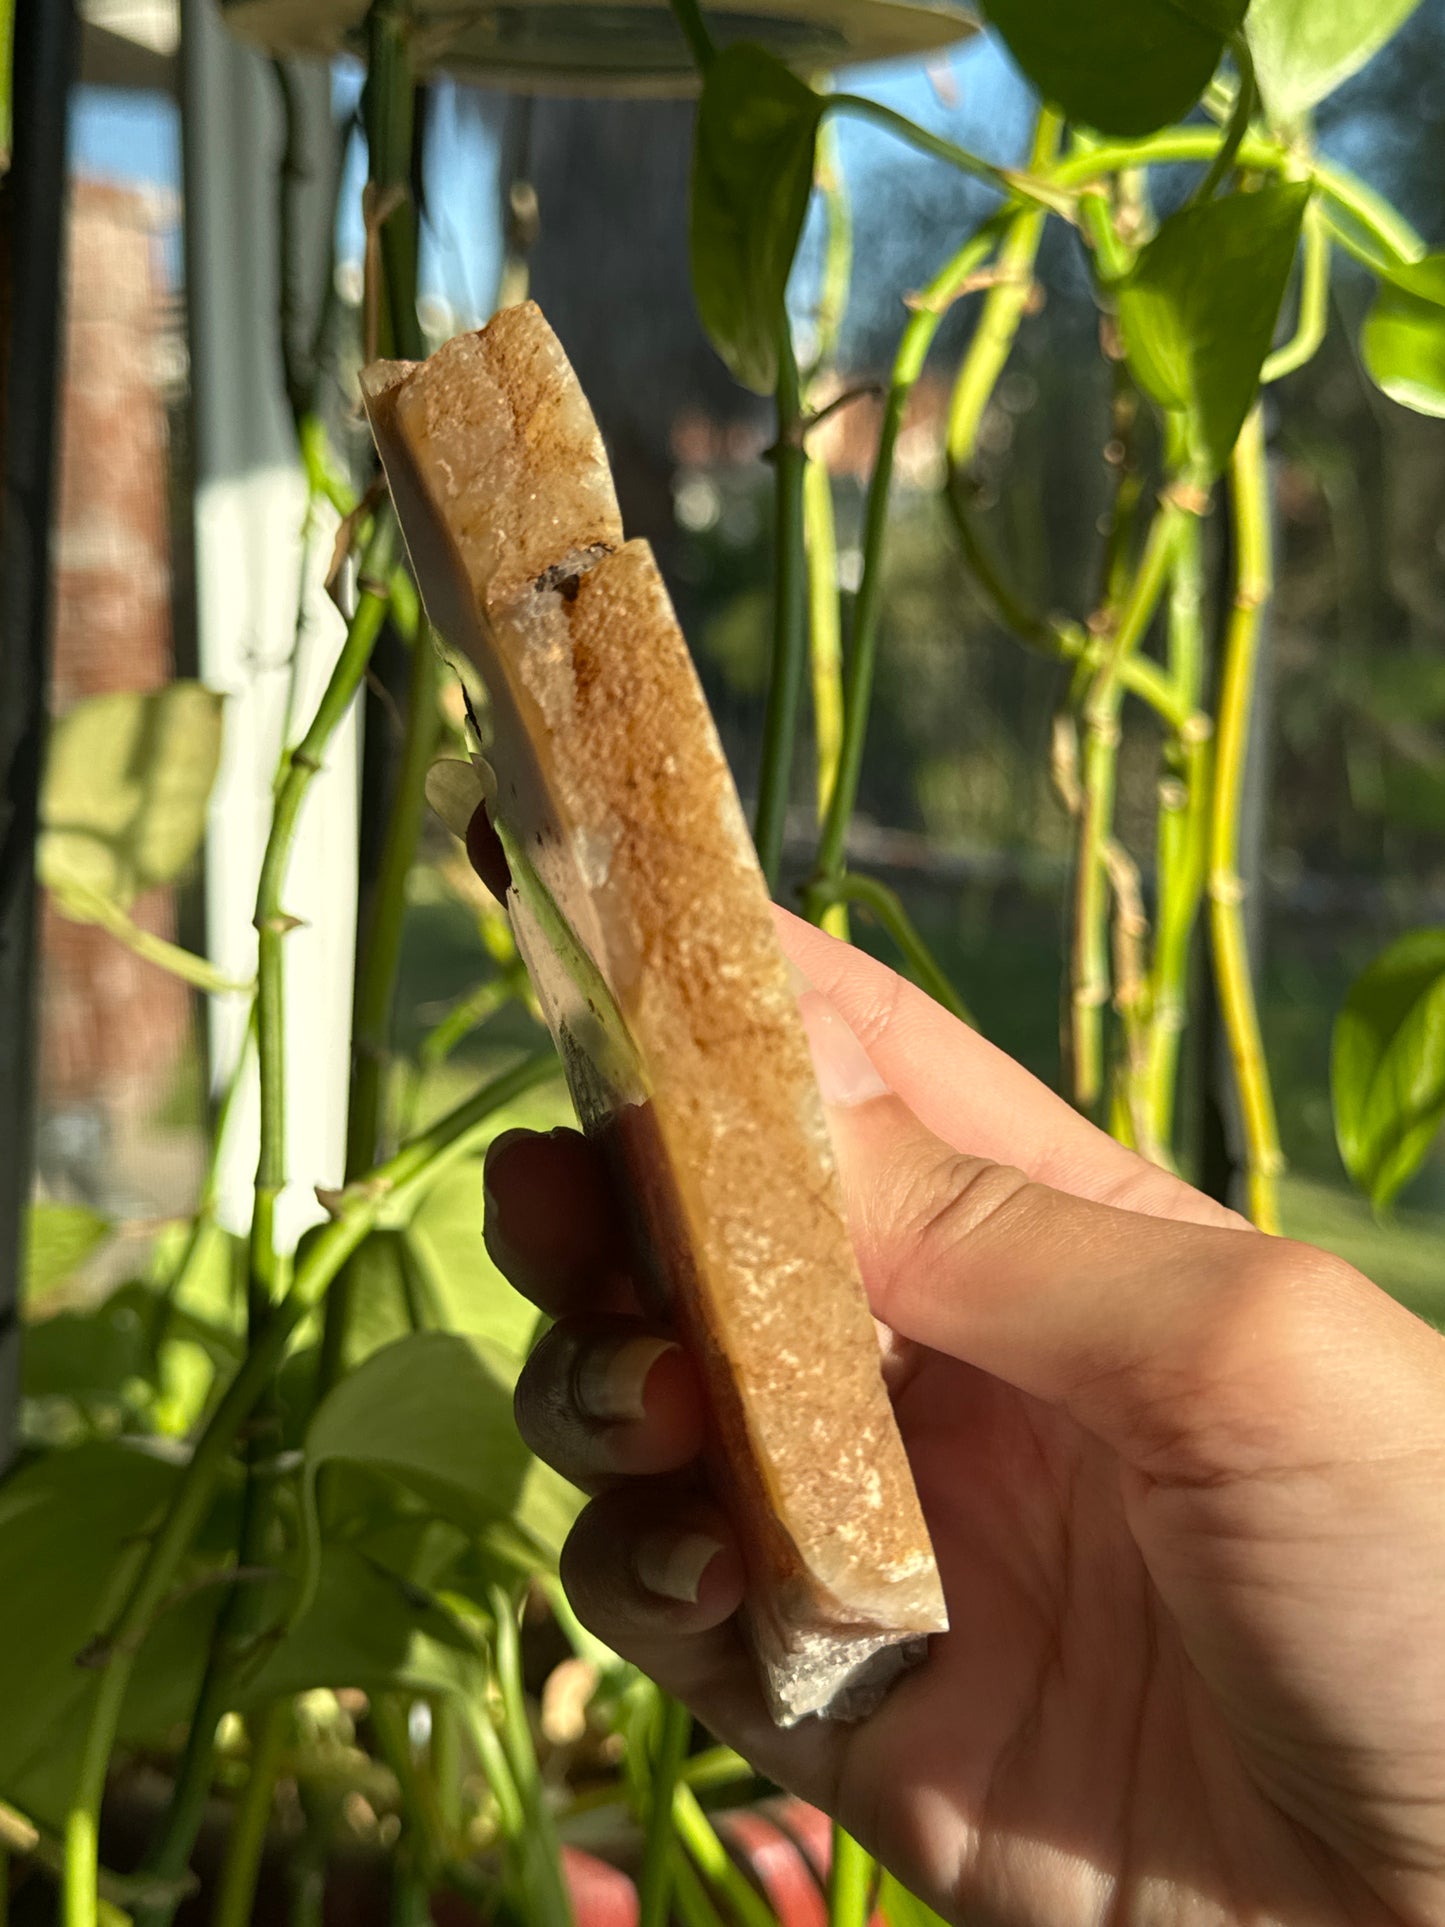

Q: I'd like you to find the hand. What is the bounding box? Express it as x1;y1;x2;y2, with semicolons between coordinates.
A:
482;877;1445;1924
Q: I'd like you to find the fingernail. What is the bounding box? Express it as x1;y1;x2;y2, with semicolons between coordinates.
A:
636;1531;724;1604
791;966;890;1108
482;1129;534;1263
425;758;488;839
574;1333;678;1424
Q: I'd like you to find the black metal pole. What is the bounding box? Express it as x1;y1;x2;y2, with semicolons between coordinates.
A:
0;0;80;1474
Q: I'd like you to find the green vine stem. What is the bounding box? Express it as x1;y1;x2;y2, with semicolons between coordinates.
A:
814;871;975;1025
250;515;399;1307
1188;33;1255;207
1070;500;1185;1114
670;1784;776;1927
488;1588;574;1927
1042;132;1423;270
319;619;438;1391
755;333;809;889
1210;407;1285;1231
943;476;1193;731
803;117;851;939
317;0;433;1388
828;95;1069;216
945;107;1063;465
668;0;715;70
809;212;1008;911
1143;524;1213;1158
211;1702;290;1927
803;454;849;939
1261;196;1330;383
638;1695;691;1927
827;1823;875;1927
60;1052;555;1927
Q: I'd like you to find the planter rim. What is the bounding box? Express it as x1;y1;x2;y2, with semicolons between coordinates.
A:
222;0;979;95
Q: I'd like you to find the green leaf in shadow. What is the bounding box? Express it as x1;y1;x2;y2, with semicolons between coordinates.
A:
689;44;823;395
1332;928;1445;1211
981;0;1245;137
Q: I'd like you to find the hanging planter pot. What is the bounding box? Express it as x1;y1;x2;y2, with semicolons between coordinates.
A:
220;0;977;96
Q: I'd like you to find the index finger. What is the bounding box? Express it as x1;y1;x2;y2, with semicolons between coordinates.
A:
776;907;1242;1232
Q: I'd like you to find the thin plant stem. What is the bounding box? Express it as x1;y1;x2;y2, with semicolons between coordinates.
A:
670;1784;777;1927
489;1588;574;1927
1189;33;1255;206
638;1696;691;1927
118;516;401;1927
803;117;852;939
803;455;849;940
1210;408;1284;1231
212;1701;290;1927
943;477;1193;731
52;889;251;995
466;1701;526;1842
809;214;1008;911
1042;131;1424;268
818;871;975;1025
755;333;809;889
1101;837;1155;1154
369;1696;446;1886
1262;198;1330;382
811;115;852;377
363;3;424;364
60;1052;557;1927
945;106;1063;466
672;1856;731;1927
1070;502;1184;1113
317;0;433;1391
829;95;1067;214
827;1824;874;1927
432;1699;462;1842
667;0;716;71
1143;509;1213;1157
318;620;439;1393
249;513;398;1313
128;1462;280;1927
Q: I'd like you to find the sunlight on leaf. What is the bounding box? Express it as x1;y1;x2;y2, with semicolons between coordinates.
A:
39;682;223;916
1361;254;1445;418
1249;0;1425;124
1118;182;1310;474
24;1202;111;1308
1332;928;1445;1210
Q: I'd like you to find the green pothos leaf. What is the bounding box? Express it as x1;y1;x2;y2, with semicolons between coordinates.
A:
24;1202;111;1308
39;682;223;914
1361;254;1445;419
287;1331;580;1647
1118;182;1310;475
1332;928;1445;1210
1248;0;1425;124
689;43;823;395
981;0;1246;138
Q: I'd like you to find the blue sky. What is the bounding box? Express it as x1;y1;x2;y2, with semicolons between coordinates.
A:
67;31;1035;319
67;14;1443;323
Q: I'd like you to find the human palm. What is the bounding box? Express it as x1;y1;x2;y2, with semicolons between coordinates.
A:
489;908;1445;1927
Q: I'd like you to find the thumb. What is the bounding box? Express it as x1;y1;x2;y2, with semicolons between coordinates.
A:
794;971;1417;1483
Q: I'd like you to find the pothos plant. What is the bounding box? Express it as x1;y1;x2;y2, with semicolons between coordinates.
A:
10;1;1443;1926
